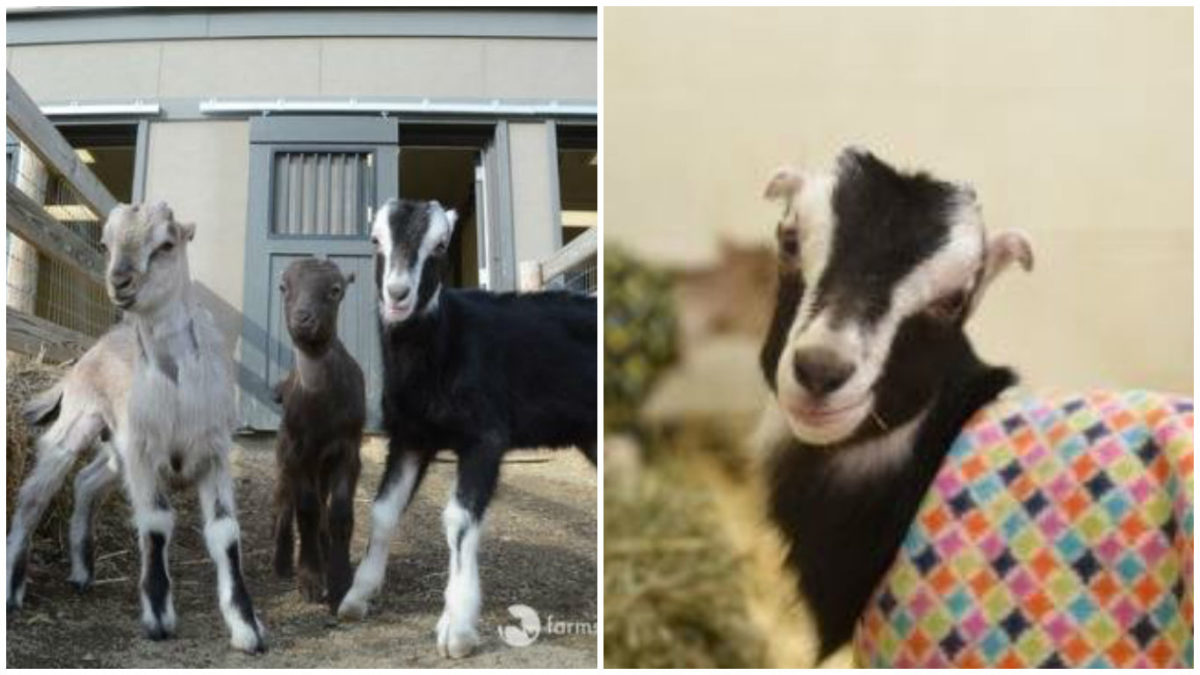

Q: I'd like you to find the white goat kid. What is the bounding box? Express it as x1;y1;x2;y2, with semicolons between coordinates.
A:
5;202;266;654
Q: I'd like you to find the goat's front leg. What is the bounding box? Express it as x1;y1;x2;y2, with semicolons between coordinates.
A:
438;443;502;659
196;452;267;654
7;414;104;609
271;434;296;579
125;455;176;640
294;472;326;603
67;447;121;591
337;447;429;621
324;442;362;613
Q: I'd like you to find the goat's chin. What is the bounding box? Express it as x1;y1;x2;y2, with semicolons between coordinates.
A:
778;394;872;446
379;303;415;326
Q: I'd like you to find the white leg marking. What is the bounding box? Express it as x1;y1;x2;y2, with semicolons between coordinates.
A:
338;454;420;621
437;495;482;659
197;455;265;654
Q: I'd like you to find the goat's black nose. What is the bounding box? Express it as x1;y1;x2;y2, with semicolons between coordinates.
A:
792;348;855;397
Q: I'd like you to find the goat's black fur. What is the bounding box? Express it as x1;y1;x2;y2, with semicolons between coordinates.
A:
379;289;597;485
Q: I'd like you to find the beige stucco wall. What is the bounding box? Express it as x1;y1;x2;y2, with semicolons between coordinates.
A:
509;121;559;264
7;36;597;101
143;120;250;354
606;7;1192;395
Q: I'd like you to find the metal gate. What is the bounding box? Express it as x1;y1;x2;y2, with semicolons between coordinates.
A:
240;117;398;430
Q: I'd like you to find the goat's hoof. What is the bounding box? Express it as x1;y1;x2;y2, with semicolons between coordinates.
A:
230;625;268;655
298;575;325;603
337;595;369;622
144;624;176;641
67;572;94;593
7;580;27;611
272;558;293;579
437;614;479;659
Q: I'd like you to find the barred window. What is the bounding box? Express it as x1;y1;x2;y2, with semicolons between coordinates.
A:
271;151;374;237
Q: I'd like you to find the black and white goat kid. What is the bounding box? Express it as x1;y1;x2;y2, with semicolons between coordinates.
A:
755;149;1032;661
337;199;597;659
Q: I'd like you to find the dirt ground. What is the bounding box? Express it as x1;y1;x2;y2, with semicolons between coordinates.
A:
6;437;597;668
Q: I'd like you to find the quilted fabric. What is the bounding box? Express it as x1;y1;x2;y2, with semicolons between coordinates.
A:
855;390;1194;668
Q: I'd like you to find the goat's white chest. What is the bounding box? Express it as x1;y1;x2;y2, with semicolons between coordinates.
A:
126;342;235;480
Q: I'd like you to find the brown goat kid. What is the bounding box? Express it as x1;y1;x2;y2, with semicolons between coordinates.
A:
271;259;366;612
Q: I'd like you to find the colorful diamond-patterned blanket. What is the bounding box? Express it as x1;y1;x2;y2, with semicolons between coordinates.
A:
855;390;1193;668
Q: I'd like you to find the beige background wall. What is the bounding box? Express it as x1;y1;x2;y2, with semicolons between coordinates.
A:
142;120;250;353
606;7;1193;395
7;37;597;101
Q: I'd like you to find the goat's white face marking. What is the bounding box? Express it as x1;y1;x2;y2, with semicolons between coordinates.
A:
100;202;194;314
762;149;1032;446
371;199;457;325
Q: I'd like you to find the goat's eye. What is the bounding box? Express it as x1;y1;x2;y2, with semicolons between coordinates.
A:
98;242;108;254
329;285;342;299
370;236;379;247
927;290;968;321
154;241;175;257
433;242;448;255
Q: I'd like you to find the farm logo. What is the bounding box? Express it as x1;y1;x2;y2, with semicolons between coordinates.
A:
498;604;596;647
499;604;541;647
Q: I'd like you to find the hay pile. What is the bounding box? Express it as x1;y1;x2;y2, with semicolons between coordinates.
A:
6;353;130;565
7;355;67;521
603;427;767;668
605;420;828;668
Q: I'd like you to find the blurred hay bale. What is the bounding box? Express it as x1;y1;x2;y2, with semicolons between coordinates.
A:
605;418;828;668
604;428;766;668
6;353;129;562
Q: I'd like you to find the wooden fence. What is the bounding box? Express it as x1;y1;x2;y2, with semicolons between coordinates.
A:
518;226;598;294
6;71;119;362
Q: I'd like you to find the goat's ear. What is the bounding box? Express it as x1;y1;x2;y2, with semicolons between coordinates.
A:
969;229;1033;314
444;208;458;231
344;271;356;286
982;229;1034;284
180;221;196;242
764;166;804;202
765;167;804;264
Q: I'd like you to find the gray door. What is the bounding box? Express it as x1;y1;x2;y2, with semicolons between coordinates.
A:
240;117;398;431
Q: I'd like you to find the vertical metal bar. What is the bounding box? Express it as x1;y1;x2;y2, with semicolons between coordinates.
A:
288;153;302;236
316;152;329;235
132;119;149;204
546;120;563;250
